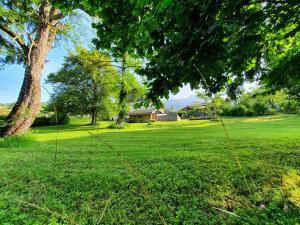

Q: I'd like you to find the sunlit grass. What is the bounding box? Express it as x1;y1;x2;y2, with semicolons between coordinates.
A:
0;133;36;148
0;114;299;224
282;170;300;207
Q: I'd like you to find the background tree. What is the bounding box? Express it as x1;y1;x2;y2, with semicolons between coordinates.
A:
211;87;300;117
47;48;118;125
0;0;73;136
116;55;146;125
53;1;149;123
197;91;227;119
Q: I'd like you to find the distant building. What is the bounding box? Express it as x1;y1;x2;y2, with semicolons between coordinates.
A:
128;108;180;123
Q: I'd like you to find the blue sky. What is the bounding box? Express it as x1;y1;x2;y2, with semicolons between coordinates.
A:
0;47;68;103
0;49;195;103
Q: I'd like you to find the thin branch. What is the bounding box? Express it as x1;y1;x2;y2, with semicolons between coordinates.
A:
0;24;28;53
27;33;35;65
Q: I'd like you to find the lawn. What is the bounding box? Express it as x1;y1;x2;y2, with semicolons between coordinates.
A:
0;115;299;224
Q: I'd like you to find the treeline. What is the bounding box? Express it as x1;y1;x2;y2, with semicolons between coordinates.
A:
202;89;300;118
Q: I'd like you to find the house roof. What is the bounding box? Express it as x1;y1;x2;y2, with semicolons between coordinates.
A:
129;108;156;115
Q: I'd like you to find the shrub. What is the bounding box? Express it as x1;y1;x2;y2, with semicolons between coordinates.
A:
189;116;210;120
252;102;269;116
31;116;50;127
216;109;223;116
230;105;248;116
245;108;255;117
221;106;232;116
49;113;70;125
266;108;277;115
107;123;125;129
32;113;69;127
281;101;299;114
0;115;7;127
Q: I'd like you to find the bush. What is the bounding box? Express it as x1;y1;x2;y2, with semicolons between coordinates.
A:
221;106;232;116
281;101;299;114
31;116;50;127
32;113;69;127
0;115;7;127
230;105;248;116
189;116;210;120
0;115;7;134
245;108;255;117
252;102;269;116
107;123;125;129
49;113;70;125
266;108;277;115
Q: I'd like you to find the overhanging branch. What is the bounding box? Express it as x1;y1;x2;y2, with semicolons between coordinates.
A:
0;34;15;49
0;24;28;53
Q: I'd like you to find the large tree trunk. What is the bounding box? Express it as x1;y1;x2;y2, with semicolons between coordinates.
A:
0;2;60;137
2;40;50;137
3;66;42;136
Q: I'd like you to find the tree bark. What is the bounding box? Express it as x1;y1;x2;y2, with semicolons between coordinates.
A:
0;2;61;137
2;39;50;136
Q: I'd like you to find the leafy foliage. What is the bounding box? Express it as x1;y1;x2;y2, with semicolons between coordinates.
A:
32;113;70;127
0;0;39;65
0;0;69;66
47;48;119;124
218;89;300;117
115;54;147;124
53;0;300;103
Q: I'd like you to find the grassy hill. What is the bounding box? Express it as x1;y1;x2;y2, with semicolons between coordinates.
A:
0;115;299;224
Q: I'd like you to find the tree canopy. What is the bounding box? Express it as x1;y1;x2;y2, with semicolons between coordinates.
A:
0;0;66;66
53;0;300;103
47;48;119;124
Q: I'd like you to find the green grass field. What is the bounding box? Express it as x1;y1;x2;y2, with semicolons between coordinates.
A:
0;115;299;224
